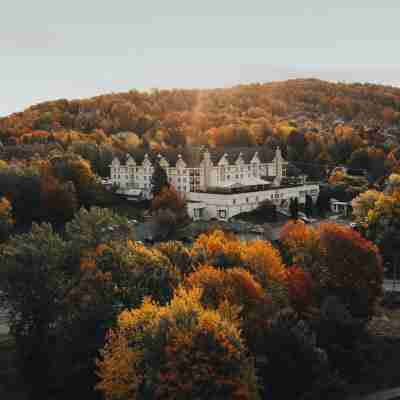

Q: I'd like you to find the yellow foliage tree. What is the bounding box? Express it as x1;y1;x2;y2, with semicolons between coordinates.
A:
96;288;260;400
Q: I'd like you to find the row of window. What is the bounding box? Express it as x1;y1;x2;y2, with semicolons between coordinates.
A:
230;192;286;205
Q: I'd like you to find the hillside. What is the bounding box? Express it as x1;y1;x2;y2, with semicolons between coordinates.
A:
0;79;400;181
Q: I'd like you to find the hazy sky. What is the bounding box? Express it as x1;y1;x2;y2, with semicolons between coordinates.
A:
1;1;399;116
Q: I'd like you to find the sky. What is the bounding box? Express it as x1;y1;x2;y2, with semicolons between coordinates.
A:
1;1;400;116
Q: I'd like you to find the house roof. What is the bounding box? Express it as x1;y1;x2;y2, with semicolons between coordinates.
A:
112;145;283;168
207;146;277;165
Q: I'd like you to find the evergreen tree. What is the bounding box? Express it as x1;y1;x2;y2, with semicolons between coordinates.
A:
305;194;314;217
289;197;299;220
151;161;169;197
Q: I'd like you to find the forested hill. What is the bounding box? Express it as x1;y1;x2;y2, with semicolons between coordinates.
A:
0;79;400;182
2;79;400;141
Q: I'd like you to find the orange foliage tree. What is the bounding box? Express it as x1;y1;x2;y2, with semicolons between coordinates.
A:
0;196;14;240
191;230;288;306
151;185;186;215
284;266;314;314
317;222;383;316
185;264;273;344
96;288;260;400
191;229;243;268
279;220;321;273
40;161;78;224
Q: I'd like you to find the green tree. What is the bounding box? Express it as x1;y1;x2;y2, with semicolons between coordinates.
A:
65;207;132;266
289;197;299;220
0;224;68;397
305;194;314;217
151;161;169;197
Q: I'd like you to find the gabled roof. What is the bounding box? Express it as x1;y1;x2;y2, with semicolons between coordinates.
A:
207;146;276;165
111;145;282;168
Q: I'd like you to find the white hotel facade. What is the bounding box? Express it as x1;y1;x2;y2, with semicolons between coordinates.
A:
110;146;319;221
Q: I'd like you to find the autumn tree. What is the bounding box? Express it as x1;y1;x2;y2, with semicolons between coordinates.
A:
191;229;243;268
0;197;14;241
96;288;260;400
65;207;132;267
151;186;187;237
40;161;78;225
279;220;321;271
317;222;383;317
185;264;273;346
156;240;193;275
353;186;400;276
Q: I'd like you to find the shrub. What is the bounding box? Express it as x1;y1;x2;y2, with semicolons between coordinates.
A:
96;288;261;400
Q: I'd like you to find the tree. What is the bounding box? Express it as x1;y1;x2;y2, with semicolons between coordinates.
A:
151;186;187;229
317;222;383;318
151;161;169;197
258;199;277;222
96;288;260;400
305;194;314;217
279;220;322;273
185;265;273;347
355;187;400;277
351;189;380;223
40;161;78;225
0;197;14;241
65;207;132;269
289;197;299;220
0;224;68;397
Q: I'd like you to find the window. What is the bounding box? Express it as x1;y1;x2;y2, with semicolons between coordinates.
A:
218;209;227;219
233;199;236;205
246;197;249;203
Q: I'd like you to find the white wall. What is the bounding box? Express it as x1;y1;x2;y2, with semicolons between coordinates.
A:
187;184;319;220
